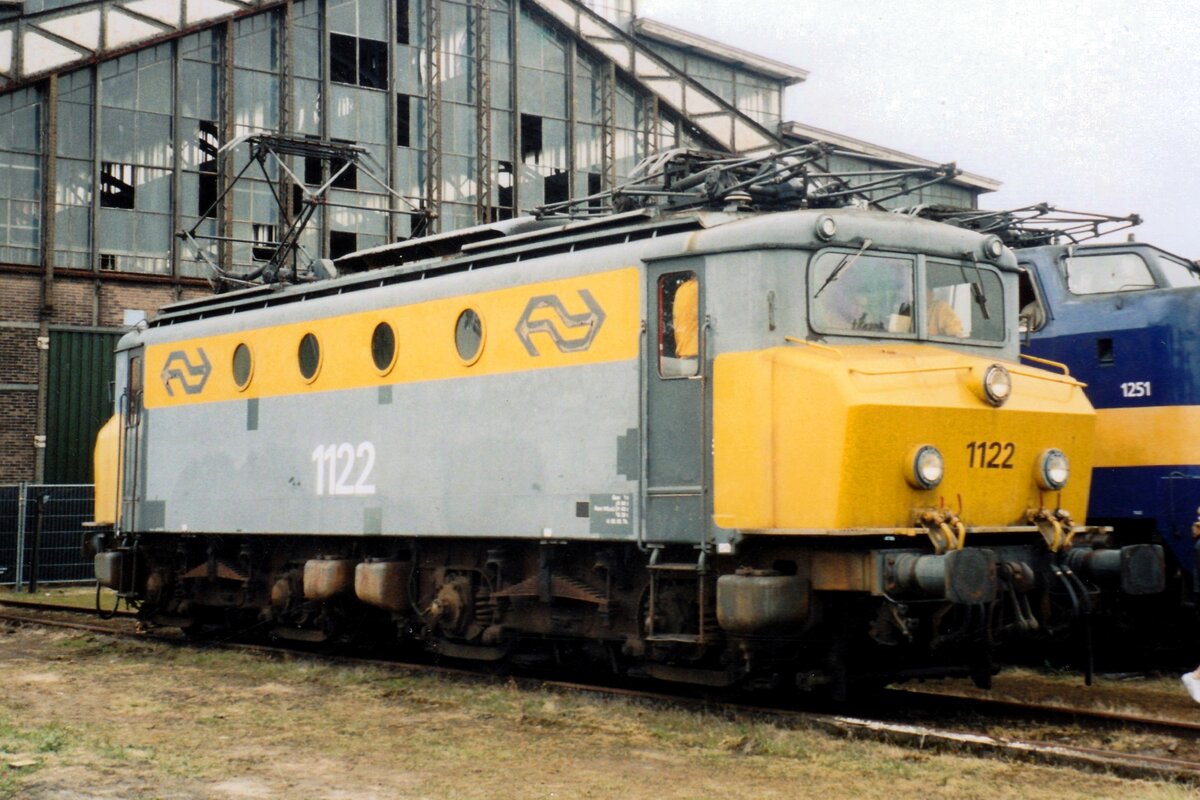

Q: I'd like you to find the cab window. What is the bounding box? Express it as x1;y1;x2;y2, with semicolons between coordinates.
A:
809;251;915;335
926;260;1005;342
1060;253;1156;294
658;272;699;378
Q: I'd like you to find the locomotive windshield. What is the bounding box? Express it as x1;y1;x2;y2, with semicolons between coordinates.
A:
809;251;1004;343
1060;253;1156;294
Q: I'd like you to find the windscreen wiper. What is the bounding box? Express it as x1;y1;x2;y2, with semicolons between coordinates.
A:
813;238;873;298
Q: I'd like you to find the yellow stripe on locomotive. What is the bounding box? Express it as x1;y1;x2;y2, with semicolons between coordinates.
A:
713;341;1094;533
142;266;641;409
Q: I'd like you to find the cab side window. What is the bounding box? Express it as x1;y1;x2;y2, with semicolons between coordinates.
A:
659;272;699;378
1017;268;1046;332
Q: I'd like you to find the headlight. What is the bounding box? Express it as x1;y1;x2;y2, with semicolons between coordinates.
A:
815;215;837;241
907;445;944;490
982;364;1012;407
1037;448;1070;490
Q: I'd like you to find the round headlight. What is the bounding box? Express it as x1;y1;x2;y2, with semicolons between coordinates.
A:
907;445;944;490
982;364;1012;407
983;235;1005;261
815;215;837;241
1037;448;1070;490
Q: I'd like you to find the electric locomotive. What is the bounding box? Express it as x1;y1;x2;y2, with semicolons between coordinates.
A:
87;150;1165;695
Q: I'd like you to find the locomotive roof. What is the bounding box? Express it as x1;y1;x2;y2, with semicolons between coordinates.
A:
153;204;1016;328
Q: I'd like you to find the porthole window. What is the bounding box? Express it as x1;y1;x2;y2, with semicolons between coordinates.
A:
454;308;485;365
371;321;397;373
232;343;254;390
298;332;321;382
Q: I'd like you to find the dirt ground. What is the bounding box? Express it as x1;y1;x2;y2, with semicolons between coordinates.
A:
0;625;1195;800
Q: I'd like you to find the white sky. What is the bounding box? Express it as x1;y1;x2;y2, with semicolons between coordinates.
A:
637;0;1200;257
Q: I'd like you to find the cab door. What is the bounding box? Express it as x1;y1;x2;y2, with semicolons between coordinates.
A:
644;264;706;544
118;349;144;533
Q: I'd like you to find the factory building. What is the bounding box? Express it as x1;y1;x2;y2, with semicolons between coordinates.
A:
0;0;997;483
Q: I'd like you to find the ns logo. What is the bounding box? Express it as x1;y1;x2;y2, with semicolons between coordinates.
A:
515;290;606;356
161;348;212;396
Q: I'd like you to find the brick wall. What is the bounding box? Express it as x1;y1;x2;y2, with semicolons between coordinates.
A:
0;269;210;482
0;389;36;479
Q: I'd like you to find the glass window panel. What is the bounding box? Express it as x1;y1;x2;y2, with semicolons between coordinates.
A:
135;57;172;112
181;61;219;120
926;260;1005;342
7;153;39;199
1159;255;1200;287
1061;253;1157;294
395;45;424;95
235;13;279;71
55;157;92;207
327;0;357;36
234;70;281;132
134;113;173;168
809;251;915;336
295;79;322;135
0;88;42;153
490;61;511;109
181;29;221;62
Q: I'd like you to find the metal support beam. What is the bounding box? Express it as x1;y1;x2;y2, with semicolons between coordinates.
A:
600;60;614;190
219;21;236;268
474;0;491;224
40;74;56;313
424;0;442;234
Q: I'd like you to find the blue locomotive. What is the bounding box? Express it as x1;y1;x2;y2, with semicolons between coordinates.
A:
912;204;1200;634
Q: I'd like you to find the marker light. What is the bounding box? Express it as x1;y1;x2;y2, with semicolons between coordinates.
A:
983;235;1005;261
907;445;944;490
815;215;837;241
1037;449;1070;490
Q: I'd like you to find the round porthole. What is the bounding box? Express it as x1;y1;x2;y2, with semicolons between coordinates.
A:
298;332;321;382
232;343;253;390
371;321;397;374
454;308;485;365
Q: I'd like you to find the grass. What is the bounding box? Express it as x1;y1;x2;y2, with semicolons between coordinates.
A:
0;584;117;610
0;629;1195;799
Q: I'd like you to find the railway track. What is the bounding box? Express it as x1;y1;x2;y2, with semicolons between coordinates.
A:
1;597;1197;784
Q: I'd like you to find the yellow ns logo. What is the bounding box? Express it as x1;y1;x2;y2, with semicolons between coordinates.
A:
515;290;607;356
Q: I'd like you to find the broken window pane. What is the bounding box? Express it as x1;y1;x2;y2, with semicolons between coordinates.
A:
100;162;136;209
396;0;410;43
331;33;358;85
359;38;389;90
396;94;411;147
520;113;542;163
330;230;357;259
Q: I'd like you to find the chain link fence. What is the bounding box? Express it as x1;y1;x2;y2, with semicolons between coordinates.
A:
0;484;95;589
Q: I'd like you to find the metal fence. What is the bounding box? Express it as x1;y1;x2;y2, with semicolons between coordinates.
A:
0;484;94;589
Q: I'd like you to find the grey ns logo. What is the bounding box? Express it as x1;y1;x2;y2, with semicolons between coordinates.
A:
515;290;606;356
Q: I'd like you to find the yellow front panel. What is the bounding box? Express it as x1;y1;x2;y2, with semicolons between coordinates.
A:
92;414;120;526
714;344;1095;531
143;267;640;409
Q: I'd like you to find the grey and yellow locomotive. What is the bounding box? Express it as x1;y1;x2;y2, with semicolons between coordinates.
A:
89;149;1163;694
